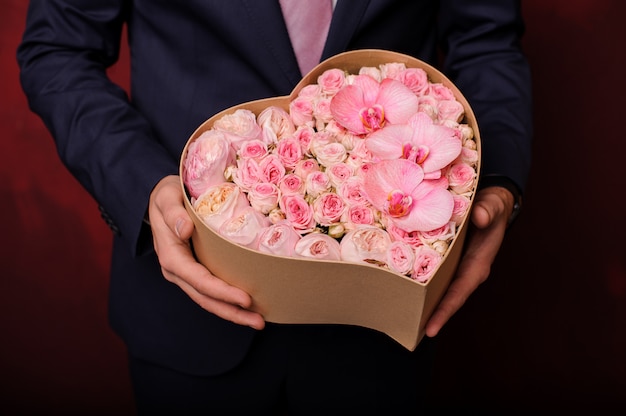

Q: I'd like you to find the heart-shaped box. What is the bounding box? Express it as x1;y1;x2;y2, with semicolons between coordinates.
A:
179;49;481;350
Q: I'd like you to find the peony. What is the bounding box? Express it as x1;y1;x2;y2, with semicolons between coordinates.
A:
218;207;271;248
340;225;392;265
183;130;234;199
257;221;302;256
193;183;250;232
212;108;262;150
294;232;342;260
257;105;295;143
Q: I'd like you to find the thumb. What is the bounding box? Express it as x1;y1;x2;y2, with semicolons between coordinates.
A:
471;186;514;229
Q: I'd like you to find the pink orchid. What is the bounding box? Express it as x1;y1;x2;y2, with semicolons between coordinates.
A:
363;159;454;232
330;75;419;135
365;112;461;178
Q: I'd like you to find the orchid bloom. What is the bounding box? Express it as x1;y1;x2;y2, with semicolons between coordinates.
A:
363;159;454;232
330;75;419;135
364;112;462;178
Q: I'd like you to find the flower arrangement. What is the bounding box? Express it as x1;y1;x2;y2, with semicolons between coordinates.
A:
182;56;478;284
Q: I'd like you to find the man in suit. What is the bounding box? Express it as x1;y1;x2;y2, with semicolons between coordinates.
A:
17;0;532;413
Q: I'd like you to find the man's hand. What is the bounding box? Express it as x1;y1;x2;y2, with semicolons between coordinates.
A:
148;175;266;330
425;186;515;337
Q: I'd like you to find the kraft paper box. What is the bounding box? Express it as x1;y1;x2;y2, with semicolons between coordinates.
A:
179;50;481;351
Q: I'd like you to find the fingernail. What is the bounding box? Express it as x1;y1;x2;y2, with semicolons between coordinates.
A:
175;218;184;238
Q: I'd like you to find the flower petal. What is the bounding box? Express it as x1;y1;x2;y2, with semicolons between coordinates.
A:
393;181;454;232
364;124;412;161
330;84;368;134
362;159;425;210
376;78;419;125
408;112;461;173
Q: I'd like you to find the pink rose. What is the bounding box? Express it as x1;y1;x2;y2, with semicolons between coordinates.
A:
293;125;315;155
280;194;316;233
289;96;314;127
358;66;382;82
450;194;471;226
275;137;303;170
183;130;234;199
248;182;280;214
337;176;368;206
314;142;347;168
257;221;302;256
238;139;268;160
342;204;376;227
233;157;261;191
345;140;373;170
308;130;334;155
428;83;455;101
417;95;439;120
386;240;416;276
447;162;476;194
294;233;341;261
380;62;407;80
305;171;331;198
312;192;346;226
193;183;250;231
317;68;347;96
437;99;465;124
212;109;262;150
340;225;391;265
327;162;354;187
410;245;442;283
218;207;270;248
259;154;286;184
279;173;305;196
293;158;320;179
419;221;455;244
397;67;430;96
458;147;479;167
385;220;424;249
298;84;321;99
313;96;333;127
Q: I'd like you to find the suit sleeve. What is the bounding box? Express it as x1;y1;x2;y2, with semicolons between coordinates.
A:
438;0;533;194
16;0;178;255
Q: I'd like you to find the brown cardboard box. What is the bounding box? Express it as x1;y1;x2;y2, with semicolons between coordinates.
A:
179;49;481;351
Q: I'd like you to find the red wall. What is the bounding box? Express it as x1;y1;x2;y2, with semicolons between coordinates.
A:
2;0;625;413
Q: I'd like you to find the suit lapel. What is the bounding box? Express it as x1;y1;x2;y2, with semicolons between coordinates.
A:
240;0;302;88
239;0;372;87
323;0;371;59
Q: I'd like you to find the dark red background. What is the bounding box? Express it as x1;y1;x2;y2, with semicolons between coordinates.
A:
2;0;625;414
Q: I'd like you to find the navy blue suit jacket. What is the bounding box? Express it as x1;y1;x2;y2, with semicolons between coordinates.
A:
17;0;532;375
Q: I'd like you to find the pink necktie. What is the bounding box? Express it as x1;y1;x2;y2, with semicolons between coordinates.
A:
279;0;333;75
